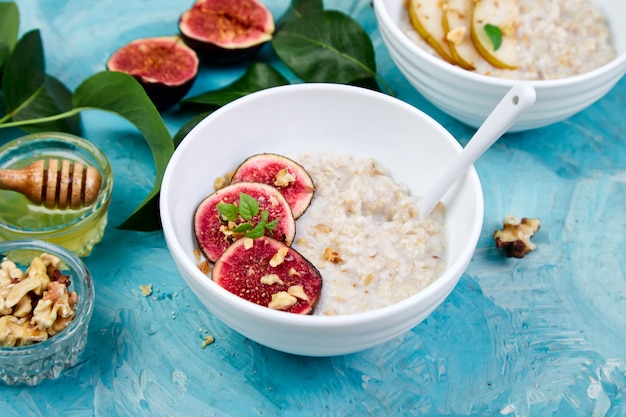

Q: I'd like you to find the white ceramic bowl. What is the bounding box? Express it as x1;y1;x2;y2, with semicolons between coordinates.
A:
373;0;626;131
160;84;483;356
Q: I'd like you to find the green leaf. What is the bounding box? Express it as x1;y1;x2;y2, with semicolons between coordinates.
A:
12;75;80;134
484;23;503;51
266;217;280;231
238;192;259;220
0;2;19;51
2;29;45;113
73;71;174;231
173;111;213;147
232;223;253;233
0;42;10;86
182;62;289;109
272;10;385;89
277;0;324;27
260;209;269;223
245;222;266;239
217;203;240;222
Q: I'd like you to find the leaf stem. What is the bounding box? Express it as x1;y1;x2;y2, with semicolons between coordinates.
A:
0;107;86;128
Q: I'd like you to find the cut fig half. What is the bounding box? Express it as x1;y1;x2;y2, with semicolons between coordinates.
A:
106;36;199;110
194;182;296;262
179;0;275;65
212;236;323;314
230;153;315;219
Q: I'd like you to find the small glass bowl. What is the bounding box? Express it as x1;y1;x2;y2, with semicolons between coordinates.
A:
0;240;95;386
0;132;113;256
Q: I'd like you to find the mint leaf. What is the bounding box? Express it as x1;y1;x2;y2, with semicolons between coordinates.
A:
484;23;503;51
232;223;253;233
217;203;240;222
238;193;259;220
245;223;266;239
266;217;280;231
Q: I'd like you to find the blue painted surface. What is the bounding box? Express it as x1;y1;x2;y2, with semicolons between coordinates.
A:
1;1;625;416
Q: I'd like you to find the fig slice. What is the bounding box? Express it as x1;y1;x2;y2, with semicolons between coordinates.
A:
106;36;199;110
179;0;275;65
230;153;315;219
212;236;323;314
194;182;296;263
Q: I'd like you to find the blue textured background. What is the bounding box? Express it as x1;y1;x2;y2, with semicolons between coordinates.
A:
1;1;625;416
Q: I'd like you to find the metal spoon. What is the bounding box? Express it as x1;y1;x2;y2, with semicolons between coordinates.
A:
417;83;537;219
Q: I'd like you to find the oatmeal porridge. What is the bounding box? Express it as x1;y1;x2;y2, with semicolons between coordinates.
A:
405;0;617;80
291;153;446;316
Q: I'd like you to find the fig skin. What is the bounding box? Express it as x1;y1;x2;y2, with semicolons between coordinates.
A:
194;182;296;263
106;36;199;110
179;0;275;65
230;153;315;219
212;236;323;314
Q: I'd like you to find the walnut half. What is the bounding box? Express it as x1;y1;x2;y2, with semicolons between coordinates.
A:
494;215;541;258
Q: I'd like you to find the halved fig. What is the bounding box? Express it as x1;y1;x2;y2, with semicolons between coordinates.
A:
106;36;199;110
212;236;323;314
179;0;275;65
230;153;315;219
194;182;296;262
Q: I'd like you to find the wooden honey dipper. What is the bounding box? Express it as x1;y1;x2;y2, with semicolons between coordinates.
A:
0;159;102;209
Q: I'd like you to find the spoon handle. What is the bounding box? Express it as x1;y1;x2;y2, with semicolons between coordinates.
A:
417;82;536;219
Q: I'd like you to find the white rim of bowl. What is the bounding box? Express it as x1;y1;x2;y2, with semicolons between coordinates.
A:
161;83;484;329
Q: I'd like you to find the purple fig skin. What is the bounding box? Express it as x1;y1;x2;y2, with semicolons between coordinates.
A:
106;36;199;110
212;236;323;314
230;153;315;219
179;0;275;65
194;182;296;263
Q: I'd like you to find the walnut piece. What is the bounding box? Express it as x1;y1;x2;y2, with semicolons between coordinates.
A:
494;215;541;258
323;247;343;264
446;26;466;45
274;168;296;188
269;247;289;267
268;291;298;310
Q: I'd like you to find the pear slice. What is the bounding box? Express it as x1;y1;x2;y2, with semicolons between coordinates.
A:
470;0;520;69
407;0;456;65
442;0;481;70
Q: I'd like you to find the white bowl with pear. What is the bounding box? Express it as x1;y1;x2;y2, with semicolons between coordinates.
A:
373;0;626;131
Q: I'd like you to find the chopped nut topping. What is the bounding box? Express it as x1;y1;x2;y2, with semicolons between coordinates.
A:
268;291;297;310
213;176;229;191
140;284;153;297
197;260;211;275
287;285;309;301
288;268;301;277
323;247;343;264
260;274;284;285
494;215;541;258
274;168;296;187
243;238;254;250
446;26;466;45
200;335;215;349
269;247;289;267
314;223;332;233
